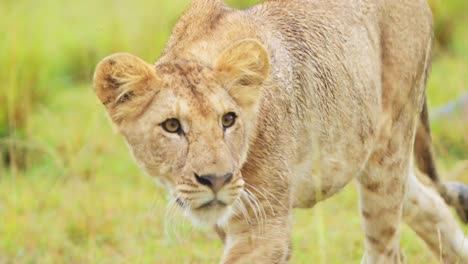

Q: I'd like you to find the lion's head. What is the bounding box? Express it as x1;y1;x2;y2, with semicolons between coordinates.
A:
93;40;269;225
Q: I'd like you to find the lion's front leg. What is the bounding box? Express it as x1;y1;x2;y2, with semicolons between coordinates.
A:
221;215;292;264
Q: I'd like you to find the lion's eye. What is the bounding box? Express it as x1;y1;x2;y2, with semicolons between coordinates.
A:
222;112;237;129
162;118;181;133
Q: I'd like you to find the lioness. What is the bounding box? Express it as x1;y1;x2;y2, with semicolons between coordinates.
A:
93;0;468;263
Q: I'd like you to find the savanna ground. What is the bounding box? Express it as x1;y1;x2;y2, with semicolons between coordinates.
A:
0;0;467;263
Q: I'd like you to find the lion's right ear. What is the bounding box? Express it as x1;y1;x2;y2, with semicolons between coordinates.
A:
93;53;158;125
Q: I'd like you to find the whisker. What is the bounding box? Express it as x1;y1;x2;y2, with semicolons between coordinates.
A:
245;183;275;216
164;194;191;243
241;190;261;232
258;185;288;211
172;198;184;242
181;202;193;238
243;189;266;236
164;196;178;241
234;198;252;226
249;188;268;236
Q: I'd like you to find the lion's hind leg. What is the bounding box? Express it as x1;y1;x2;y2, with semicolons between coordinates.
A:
404;169;468;263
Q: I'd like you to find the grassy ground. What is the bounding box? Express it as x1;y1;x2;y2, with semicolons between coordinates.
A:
1;0;467;263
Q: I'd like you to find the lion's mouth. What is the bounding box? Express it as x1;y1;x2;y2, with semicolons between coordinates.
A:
176;195;236;226
197;199;228;209
176;197;228;210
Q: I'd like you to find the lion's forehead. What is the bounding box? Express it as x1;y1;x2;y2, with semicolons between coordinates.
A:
155;62;228;119
156;60;218;89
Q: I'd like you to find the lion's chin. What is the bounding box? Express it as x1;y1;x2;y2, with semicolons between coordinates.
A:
185;203;233;227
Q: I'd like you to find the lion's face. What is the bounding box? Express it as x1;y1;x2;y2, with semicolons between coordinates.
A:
93;40;269;225
123;62;249;225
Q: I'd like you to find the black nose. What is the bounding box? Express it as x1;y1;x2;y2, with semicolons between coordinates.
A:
195;173;233;193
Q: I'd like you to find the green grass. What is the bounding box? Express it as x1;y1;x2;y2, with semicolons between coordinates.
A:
0;0;467;263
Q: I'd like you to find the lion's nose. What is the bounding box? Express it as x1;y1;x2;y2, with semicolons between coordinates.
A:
195;173;233;193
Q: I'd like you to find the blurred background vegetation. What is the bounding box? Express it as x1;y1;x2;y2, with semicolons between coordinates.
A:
0;0;466;263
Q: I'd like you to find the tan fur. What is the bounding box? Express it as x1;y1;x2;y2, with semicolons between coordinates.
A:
93;0;468;263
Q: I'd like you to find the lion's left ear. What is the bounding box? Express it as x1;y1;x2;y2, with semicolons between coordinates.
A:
215;39;270;110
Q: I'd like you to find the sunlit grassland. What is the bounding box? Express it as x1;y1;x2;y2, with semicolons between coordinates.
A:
0;0;467;263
